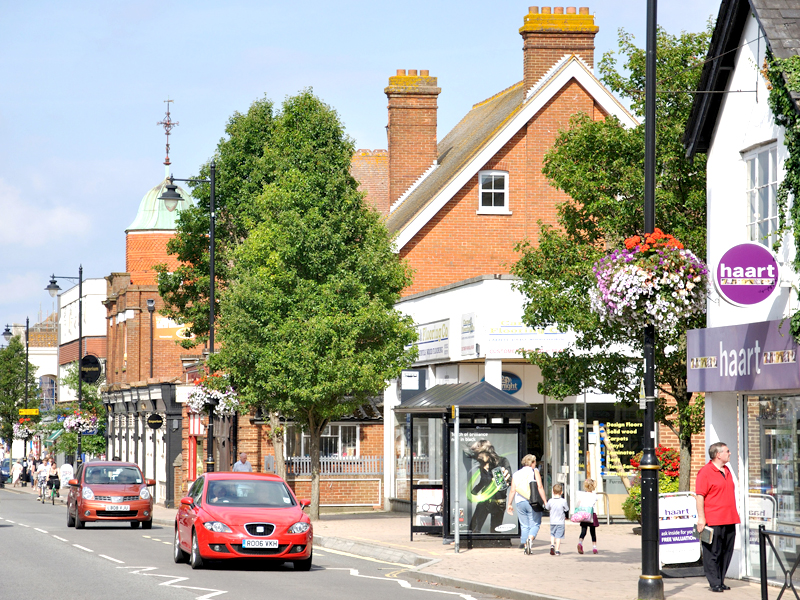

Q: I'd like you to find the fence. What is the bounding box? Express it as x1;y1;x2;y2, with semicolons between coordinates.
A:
759;524;800;599
264;455;383;476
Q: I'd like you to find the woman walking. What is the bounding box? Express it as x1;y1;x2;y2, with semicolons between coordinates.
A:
506;454;547;554
11;460;22;487
575;478;600;554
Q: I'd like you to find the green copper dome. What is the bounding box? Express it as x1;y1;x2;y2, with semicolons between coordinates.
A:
126;177;193;232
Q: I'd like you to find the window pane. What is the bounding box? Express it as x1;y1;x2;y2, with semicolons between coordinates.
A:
759;187;770;222
341;426;357;457
320;436;338;457
482;192;493;206
747;158;755;190
748;190;757;223
770;148;777;182
758;151;769;187
493;176;504;190
493;192;505;207
481;175;492;189
759;220;769;244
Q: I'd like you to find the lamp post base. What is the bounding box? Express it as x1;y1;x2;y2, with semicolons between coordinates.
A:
638;575;664;600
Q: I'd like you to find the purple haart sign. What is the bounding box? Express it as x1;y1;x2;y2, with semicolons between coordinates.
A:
687;319;800;392
715;242;779;306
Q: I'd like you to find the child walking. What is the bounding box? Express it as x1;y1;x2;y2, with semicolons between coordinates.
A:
575;478;599;555
545;483;568;555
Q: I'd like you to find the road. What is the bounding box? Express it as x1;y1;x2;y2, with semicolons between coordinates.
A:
0;489;495;600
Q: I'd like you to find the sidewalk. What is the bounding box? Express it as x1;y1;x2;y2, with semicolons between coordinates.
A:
3;484;762;600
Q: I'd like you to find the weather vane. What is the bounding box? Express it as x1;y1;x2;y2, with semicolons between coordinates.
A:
157;99;179;166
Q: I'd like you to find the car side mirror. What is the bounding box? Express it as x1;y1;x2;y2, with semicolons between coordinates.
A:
299;498;311;508
146;479;156;486
68;479;78;487
180;497;194;506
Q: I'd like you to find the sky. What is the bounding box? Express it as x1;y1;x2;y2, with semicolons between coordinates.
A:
0;0;721;327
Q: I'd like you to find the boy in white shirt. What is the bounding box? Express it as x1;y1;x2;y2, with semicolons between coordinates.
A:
545;483;569;555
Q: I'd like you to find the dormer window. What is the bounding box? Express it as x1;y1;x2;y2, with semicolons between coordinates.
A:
477;171;512;215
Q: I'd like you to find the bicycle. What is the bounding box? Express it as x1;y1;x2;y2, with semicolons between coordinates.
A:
47;477;60;505
37;477;47;502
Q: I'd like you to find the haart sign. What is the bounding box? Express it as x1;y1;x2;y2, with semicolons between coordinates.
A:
715;243;779;306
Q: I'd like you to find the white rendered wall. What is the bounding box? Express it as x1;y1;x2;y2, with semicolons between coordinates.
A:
58;278;108;344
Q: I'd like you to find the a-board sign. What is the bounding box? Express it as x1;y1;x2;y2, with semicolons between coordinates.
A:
80;355;102;384
658;492;700;565
147;414;164;430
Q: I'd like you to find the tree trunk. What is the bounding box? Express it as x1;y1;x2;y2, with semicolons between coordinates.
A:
679;435;692;492
309;415;321;521
269;411;286;480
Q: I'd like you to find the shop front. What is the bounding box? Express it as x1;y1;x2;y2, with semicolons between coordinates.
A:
688;318;800;583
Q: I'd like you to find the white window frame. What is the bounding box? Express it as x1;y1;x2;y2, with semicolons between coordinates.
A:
745;144;779;248
476;170;512;215
284;423;360;458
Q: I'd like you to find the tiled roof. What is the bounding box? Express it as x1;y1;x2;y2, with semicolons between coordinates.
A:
385;81;525;235
752;0;800;107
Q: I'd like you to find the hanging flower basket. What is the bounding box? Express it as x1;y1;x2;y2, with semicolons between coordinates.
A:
63;410;98;433
13;418;36;440
590;229;709;333
187;373;241;417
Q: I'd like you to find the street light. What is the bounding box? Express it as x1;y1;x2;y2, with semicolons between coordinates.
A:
46;266;85;468
639;1;663;600
159;162;217;473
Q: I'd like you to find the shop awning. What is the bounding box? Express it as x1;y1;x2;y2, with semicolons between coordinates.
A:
394;381;530;414
43;429;64;446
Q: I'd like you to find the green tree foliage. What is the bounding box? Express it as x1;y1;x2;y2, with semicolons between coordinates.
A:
50;363;106;459
209;91;417;519
511;26;711;492
0;336;40;448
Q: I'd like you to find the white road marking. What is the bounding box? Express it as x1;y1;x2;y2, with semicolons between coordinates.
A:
100;555;124;564
151;538;161;542
5;520;14;523
328;568;477;600
35;528;48;533
163;542;171;545
19;523;29;527
53;536;68;542
119;567;227;600
142;535;151;538
321;547;407;566
73;544;94;553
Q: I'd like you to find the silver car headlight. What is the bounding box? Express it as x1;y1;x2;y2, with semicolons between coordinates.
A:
82;487;94;500
139;487;151;500
203;521;232;533
288;522;310;534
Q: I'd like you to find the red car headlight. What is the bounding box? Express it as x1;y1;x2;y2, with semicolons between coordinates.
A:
288;522;310;534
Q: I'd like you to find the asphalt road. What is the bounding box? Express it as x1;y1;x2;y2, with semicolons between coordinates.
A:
0;489;496;600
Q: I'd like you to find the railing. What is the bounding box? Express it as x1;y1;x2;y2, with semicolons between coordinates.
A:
395;456;431;476
759;524;800;599
264;456;383;476
596;491;612;525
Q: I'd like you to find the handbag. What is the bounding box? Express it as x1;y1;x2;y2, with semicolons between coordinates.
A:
570;504;595;523
529;474;544;512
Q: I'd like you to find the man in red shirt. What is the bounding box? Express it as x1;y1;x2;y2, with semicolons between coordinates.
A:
696;442;740;592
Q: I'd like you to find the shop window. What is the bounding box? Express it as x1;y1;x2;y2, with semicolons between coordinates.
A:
284;423;360;458
39;375;57;411
477;171;511;214
745;145;779;248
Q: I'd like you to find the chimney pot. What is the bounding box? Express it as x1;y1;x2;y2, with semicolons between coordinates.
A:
541;6;551;13
420;69;429;76
408;69;418;76
397;69;406;76
554;7;564;14
529;6;539;12
579;6;589;14
566;6;576;14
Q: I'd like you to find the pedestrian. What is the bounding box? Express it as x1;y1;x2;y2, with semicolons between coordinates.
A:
696;442;740;593
60;461;74;490
232;452;252;472
11;459;22;487
506;454;547;554
545;483;569;556
575;478;599;555
35;458;48;501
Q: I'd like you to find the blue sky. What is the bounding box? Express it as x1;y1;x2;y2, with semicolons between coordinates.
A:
0;1;720;326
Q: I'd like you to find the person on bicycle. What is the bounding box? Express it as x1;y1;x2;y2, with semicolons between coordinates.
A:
47;458;60;498
36;459;48;501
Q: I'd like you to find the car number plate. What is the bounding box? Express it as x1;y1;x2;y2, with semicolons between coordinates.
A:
106;504;130;511
242;539;278;549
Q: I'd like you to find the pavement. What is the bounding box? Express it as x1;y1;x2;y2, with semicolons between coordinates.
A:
3;482;763;600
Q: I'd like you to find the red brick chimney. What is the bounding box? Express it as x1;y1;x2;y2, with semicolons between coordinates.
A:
385;69;441;205
520;6;599;94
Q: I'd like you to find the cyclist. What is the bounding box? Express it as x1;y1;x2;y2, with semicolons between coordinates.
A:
47;459;60;500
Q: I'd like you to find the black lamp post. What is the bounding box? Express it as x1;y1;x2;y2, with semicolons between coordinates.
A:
638;1;663;599
159;162;217;473
46;266;84;468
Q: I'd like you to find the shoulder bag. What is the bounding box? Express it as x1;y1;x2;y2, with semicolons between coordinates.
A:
529;470;544;512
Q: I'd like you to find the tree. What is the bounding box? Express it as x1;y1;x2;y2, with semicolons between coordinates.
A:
0;336;40;449
511;25;711;491
50;363;106;459
209;90;417;519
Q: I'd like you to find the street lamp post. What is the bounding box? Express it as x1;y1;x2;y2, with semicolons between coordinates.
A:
46;266;84;468
638;1;664;599
159;162;216;473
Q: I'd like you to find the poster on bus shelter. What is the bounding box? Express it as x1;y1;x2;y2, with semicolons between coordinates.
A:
449;428;518;536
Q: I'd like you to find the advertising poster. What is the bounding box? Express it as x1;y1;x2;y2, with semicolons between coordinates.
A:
449;428;518;536
658;493;700;565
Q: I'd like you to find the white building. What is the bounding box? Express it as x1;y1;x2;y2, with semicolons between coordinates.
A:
684;0;800;583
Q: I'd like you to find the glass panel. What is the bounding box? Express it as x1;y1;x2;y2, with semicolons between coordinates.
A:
493;176;504;190
341;425;357;457
493;192;505;207
748;190;757;224
758;150;770;187
320;435;338;457
747;158;755;190
759;220;769;245
482;192;493;206
480;174;492;189
759;187;770;223
771;147;778;182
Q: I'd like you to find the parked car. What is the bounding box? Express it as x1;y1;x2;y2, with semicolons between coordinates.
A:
174;472;312;570
66;461;155;529
0;458;10;486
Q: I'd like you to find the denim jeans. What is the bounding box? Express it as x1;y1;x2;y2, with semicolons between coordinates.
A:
516;501;542;544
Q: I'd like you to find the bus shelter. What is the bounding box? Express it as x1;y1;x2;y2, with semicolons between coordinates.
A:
394;381;530;543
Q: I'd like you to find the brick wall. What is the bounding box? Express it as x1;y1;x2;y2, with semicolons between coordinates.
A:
657;393;706;484
351;150;389;216
126;231;183;286
399;81;596;296
59;337;107;364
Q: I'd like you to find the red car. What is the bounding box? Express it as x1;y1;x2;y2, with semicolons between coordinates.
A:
174;472;313;570
66;461;156;529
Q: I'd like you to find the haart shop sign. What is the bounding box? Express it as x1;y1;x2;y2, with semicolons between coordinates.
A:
714;242;779;306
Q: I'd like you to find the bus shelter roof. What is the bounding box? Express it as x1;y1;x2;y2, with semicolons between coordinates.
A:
394;381;530;414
